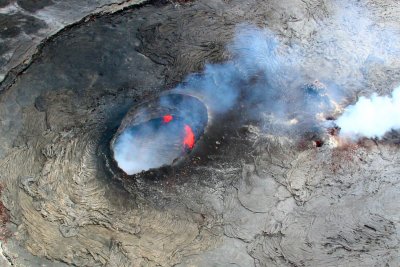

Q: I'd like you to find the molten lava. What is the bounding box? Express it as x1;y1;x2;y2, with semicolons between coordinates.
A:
183;124;195;150
163;114;173;123
112;94;208;175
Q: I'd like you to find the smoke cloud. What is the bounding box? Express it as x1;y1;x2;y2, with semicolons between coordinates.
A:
336;87;400;139
114;117;189;175
113;94;208;175
114;1;400;174
176;1;400;125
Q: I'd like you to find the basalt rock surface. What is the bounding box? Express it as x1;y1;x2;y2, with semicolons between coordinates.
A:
0;0;400;266
0;0;146;85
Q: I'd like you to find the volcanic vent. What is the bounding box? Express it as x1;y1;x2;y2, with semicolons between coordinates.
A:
111;93;208;175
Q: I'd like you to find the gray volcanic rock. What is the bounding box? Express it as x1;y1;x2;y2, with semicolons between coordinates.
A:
0;0;10;8
17;0;55;12
0;0;146;84
0;13;47;38
0;0;400;266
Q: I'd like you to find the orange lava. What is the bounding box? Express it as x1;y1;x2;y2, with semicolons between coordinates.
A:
163;114;173;123
183;124;195;150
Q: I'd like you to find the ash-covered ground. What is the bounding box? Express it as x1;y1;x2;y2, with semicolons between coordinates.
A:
0;0;400;266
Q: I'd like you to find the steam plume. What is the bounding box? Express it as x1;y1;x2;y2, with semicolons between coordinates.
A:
336;87;400;139
114;1;400;174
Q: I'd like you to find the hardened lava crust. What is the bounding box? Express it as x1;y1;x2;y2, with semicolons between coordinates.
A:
0;0;400;266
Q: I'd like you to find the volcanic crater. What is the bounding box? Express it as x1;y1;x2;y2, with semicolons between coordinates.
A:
0;0;400;266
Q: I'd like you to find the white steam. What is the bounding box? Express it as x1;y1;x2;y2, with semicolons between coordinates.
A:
114;1;400;175
114;120;185;175
336;87;400;139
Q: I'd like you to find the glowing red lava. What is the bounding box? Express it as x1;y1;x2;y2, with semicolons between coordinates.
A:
163;114;173;123
183;124;195;150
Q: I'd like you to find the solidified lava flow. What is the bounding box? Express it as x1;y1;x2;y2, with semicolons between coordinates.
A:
2;0;400;266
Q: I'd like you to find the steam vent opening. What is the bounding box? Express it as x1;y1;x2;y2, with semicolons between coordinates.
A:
111;93;208;175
